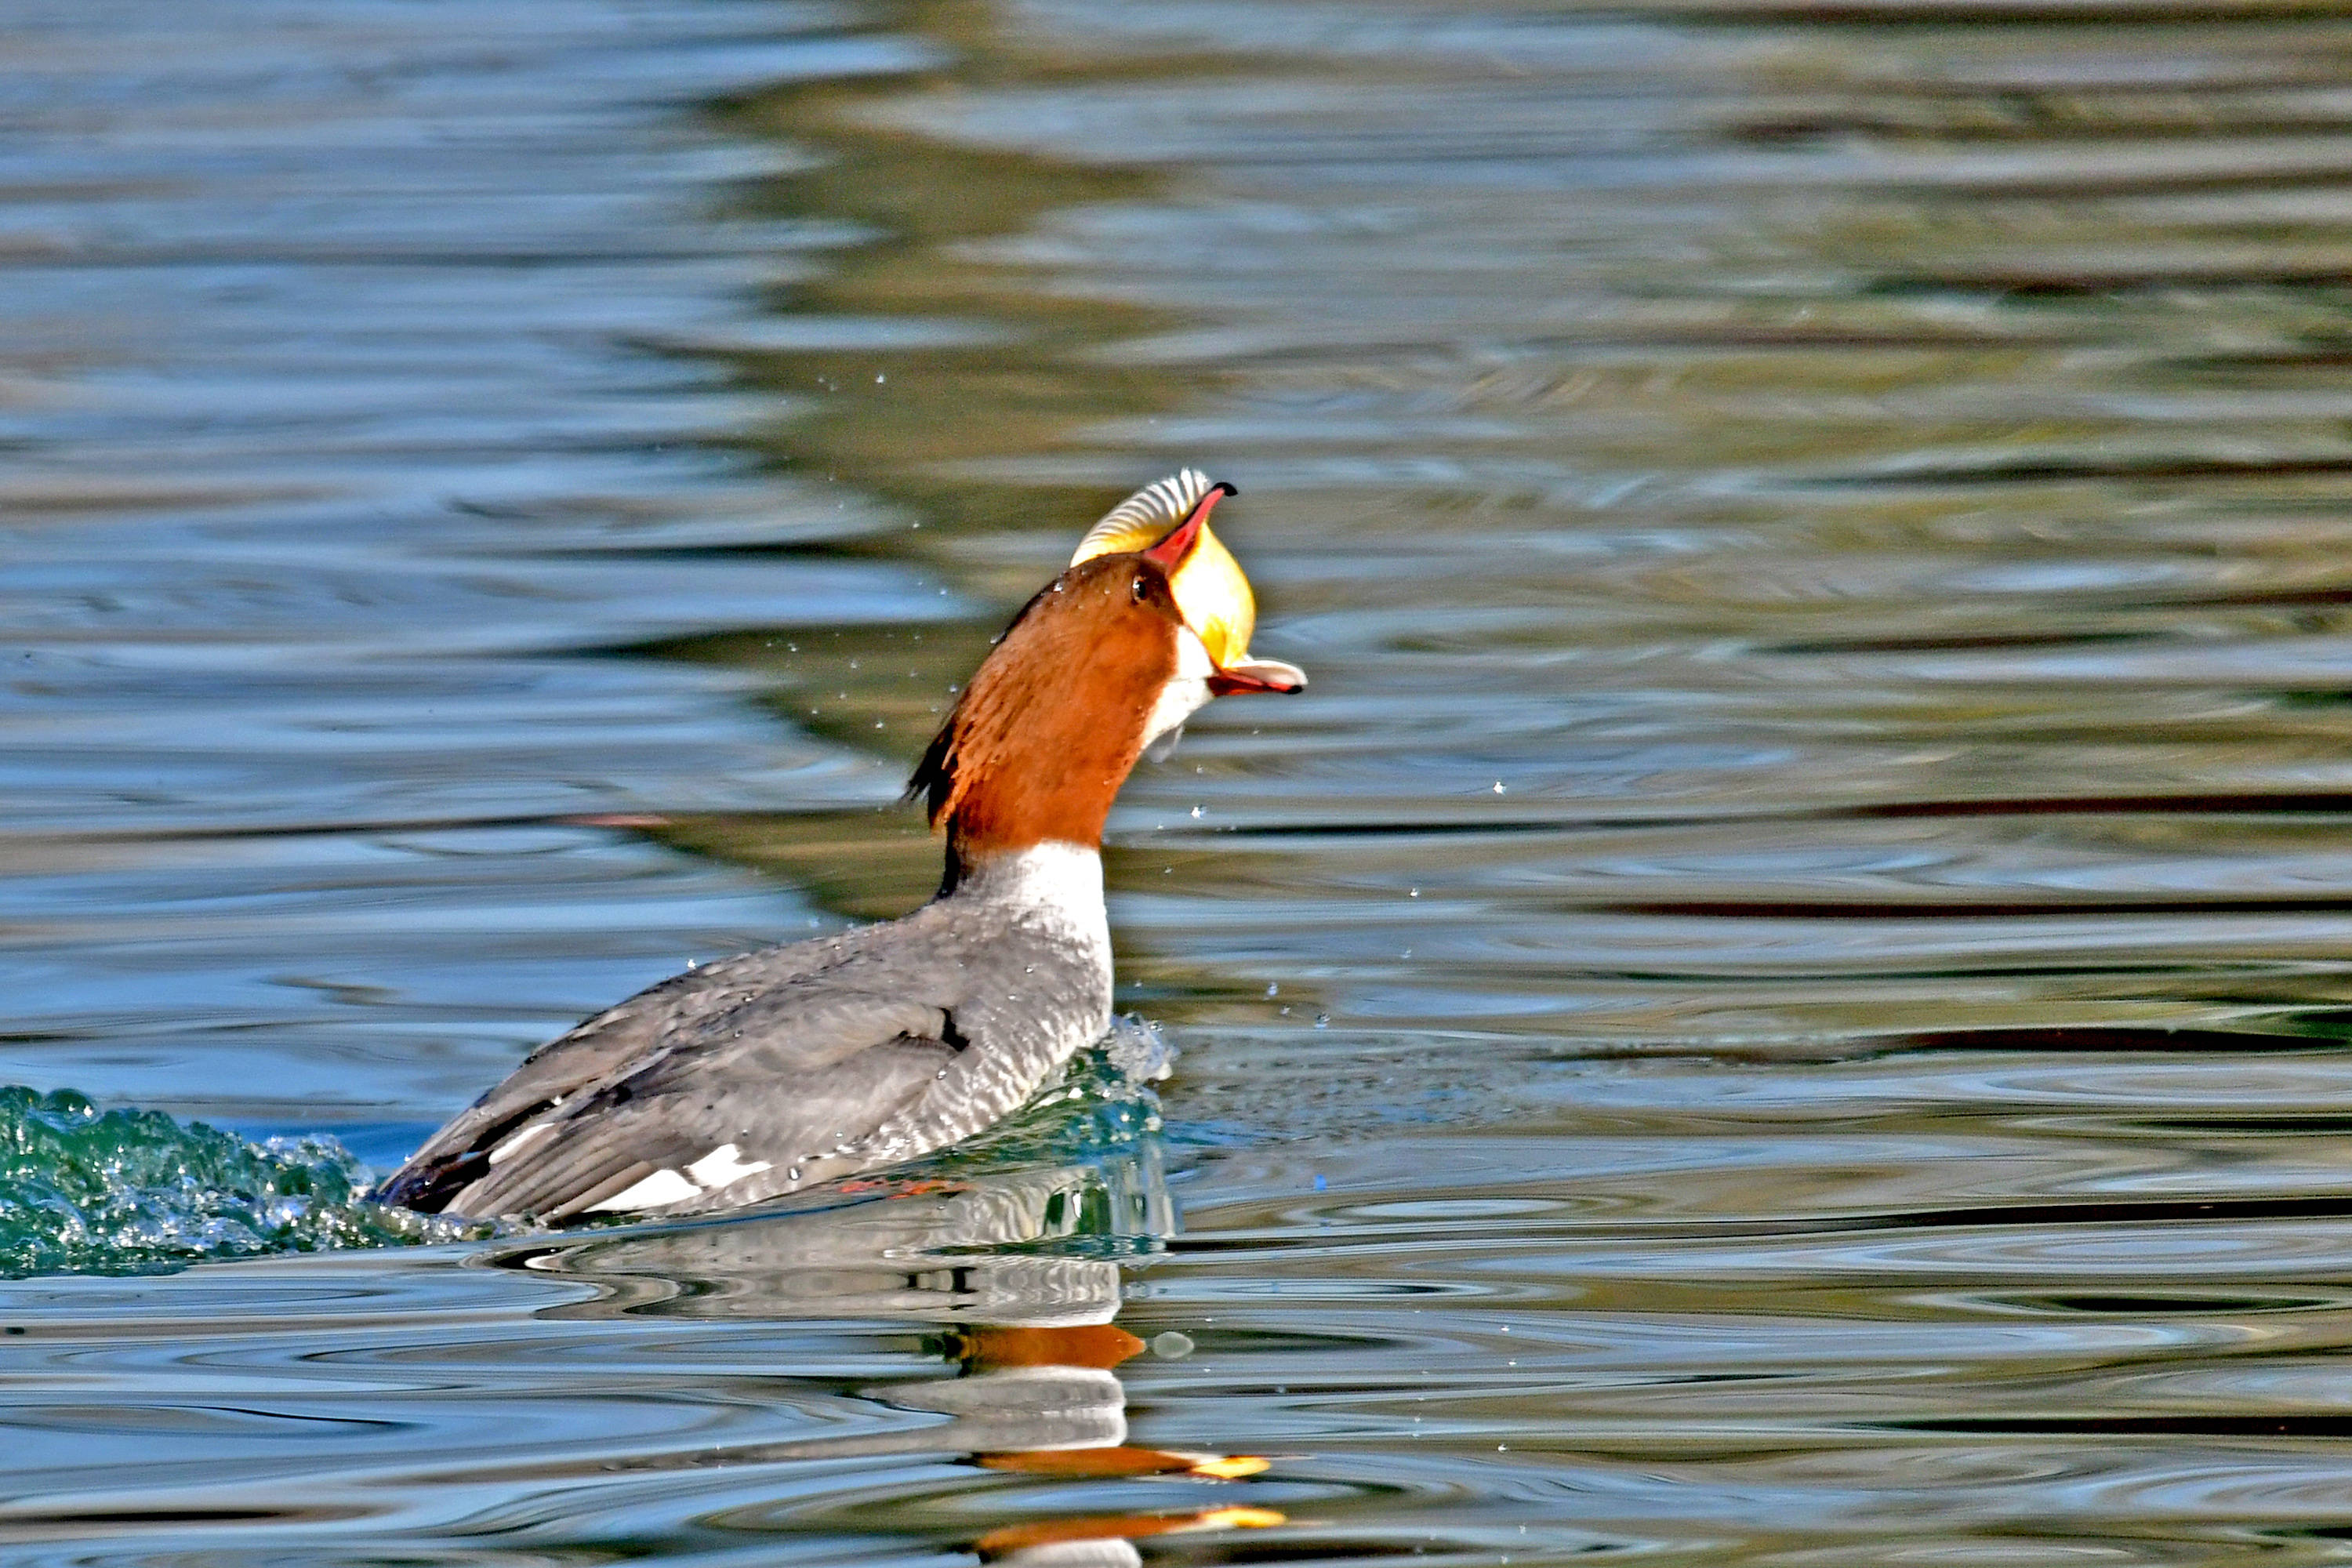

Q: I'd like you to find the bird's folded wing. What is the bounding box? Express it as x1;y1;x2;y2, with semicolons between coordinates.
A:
446;1029;959;1221
376;975;958;1218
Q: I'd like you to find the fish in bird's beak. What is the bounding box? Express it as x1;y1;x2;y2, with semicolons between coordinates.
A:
1072;469;1308;695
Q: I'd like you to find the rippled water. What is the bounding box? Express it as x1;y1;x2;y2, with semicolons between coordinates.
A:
13;0;2352;1560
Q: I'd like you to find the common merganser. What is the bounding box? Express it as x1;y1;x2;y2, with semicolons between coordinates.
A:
377;473;1304;1221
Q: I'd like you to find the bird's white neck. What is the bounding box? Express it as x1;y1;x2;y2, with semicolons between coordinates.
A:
945;840;1105;914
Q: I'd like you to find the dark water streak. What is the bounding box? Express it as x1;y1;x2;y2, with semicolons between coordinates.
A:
13;0;2352;1563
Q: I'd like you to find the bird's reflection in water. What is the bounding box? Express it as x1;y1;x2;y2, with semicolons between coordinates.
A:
497;1149;1281;1565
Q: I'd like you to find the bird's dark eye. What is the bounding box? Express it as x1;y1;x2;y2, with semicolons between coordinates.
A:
1130;575;1149;604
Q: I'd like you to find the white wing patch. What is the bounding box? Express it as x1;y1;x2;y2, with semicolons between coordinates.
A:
487;1121;554;1167
685;1142;773;1190
584;1143;775;1215
588;1167;699;1213
1072;469;1217;562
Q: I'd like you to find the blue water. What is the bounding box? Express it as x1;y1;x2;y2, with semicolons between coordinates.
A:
16;0;2352;1562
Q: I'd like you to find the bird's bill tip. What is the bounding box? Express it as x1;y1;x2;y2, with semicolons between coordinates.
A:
1142;481;1233;572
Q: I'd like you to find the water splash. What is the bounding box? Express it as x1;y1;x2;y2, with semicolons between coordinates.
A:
916;1014;1178;1177
0;1021;1173;1276
0;1087;485;1279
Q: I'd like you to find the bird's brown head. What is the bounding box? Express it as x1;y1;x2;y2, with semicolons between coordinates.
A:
910;480;1304;890
911;552;1189;884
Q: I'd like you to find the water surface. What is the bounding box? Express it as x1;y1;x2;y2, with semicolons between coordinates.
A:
12;0;2352;1562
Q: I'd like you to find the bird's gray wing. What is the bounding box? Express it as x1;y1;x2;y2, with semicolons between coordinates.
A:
385;980;964;1221
374;936;935;1214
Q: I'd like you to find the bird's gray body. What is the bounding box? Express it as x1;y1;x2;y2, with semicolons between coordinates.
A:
376;844;1112;1221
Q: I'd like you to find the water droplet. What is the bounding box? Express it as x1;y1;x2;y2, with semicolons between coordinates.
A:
1190;804;1204;818
1151;1331;1194;1359
1265;983;1279;998
1493;781;1507;794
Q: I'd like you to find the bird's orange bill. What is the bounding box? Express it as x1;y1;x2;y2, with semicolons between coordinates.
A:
1142;481;1233;572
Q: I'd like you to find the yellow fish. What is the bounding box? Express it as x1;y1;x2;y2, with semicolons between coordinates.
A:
1072;470;1306;693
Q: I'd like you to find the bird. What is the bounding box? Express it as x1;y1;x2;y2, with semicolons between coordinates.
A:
375;472;1305;1221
